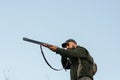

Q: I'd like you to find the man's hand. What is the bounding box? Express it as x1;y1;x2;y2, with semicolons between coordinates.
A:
43;44;57;52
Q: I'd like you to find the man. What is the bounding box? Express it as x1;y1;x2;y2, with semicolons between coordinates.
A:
43;39;94;80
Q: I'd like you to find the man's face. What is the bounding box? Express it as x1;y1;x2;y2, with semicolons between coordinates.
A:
66;42;77;49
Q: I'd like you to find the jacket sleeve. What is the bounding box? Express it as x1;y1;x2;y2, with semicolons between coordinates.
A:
56;47;88;58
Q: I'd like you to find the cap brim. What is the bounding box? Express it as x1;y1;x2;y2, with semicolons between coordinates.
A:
62;43;68;48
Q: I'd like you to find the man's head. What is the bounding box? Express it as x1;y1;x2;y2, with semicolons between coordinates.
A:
62;39;77;49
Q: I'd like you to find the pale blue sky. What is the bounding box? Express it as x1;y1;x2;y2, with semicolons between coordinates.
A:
0;0;120;80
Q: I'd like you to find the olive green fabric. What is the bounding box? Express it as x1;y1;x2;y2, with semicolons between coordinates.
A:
56;46;93;80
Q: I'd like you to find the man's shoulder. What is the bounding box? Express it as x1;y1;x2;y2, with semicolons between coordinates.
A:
75;46;86;52
76;46;88;53
77;45;85;49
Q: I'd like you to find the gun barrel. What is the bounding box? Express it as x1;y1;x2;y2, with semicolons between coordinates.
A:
23;37;45;45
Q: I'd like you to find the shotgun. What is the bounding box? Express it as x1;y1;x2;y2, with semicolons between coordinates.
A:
23;37;52;47
23;37;62;71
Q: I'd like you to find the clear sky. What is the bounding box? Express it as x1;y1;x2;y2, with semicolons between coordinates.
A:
0;0;120;80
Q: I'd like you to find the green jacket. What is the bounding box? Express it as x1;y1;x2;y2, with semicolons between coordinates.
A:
56;46;93;80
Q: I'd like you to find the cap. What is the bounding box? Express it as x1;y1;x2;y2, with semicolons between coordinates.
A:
62;39;77;48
